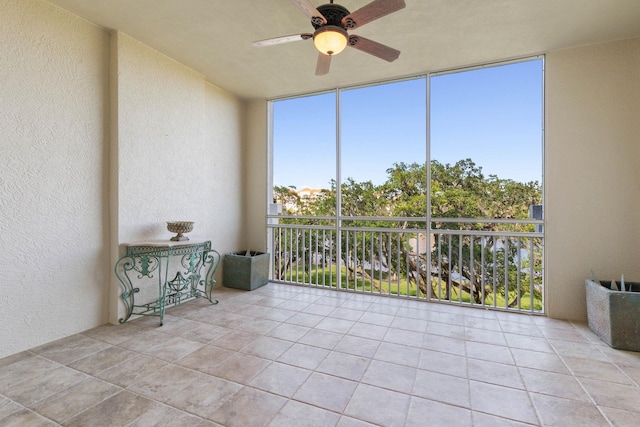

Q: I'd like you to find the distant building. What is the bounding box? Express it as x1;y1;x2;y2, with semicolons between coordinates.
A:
274;187;324;213
297;187;322;200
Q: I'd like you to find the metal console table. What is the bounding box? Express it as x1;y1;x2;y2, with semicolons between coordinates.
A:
114;239;221;325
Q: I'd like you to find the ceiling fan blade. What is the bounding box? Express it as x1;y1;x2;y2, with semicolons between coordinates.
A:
290;0;327;25
341;0;406;30
348;35;400;62
315;53;332;75
252;33;312;47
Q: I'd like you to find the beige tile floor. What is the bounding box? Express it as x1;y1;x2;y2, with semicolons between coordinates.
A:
2;283;640;426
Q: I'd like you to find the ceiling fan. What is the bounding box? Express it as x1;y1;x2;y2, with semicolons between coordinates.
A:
252;0;406;75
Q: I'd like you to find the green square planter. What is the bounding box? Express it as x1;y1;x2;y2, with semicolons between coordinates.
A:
585;279;640;352
223;251;270;291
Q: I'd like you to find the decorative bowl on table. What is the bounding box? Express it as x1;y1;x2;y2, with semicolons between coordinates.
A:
167;221;194;241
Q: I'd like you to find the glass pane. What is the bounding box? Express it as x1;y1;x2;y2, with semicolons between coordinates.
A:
272;92;337;216
340;78;427;218
430;59;543;222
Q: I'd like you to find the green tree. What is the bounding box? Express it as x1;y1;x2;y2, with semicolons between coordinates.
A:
273;185;301;215
421;159;541;307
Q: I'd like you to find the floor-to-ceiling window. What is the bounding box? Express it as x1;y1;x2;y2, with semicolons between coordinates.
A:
269;57;544;313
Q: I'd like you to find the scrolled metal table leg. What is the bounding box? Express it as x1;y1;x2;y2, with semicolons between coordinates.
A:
201;249;221;304
114;255;137;324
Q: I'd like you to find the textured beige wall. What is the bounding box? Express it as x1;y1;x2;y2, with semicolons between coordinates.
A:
545;38;640;320
115;33;208;241
245;99;269;252
203;83;245;259
0;0;110;357
110;32;245;322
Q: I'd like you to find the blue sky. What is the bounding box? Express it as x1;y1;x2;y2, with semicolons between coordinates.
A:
273;58;543;190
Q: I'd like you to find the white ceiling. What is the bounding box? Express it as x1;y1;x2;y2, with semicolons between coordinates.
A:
47;0;640;100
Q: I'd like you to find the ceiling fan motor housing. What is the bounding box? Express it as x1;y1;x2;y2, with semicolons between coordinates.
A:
313;3;350;29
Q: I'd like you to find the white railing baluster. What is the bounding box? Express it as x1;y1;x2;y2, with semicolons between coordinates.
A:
516;237;522;310
470;235;475;305
437;233;442;300
448;234;453;302
504;237;509;309
387;232;392;294
492;238;497;308
289;228;294;282
458;234;463;303
370;230;374;294
362;231;366;292
396;232;401;296
481;236;486;305
529;236;535;312
346;230;350;290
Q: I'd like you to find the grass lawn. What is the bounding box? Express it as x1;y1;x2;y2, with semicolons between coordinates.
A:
280;264;543;311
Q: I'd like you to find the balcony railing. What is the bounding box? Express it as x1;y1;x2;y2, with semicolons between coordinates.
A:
267;216;544;313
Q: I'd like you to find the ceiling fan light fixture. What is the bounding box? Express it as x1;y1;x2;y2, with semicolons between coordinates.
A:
313;25;348;55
